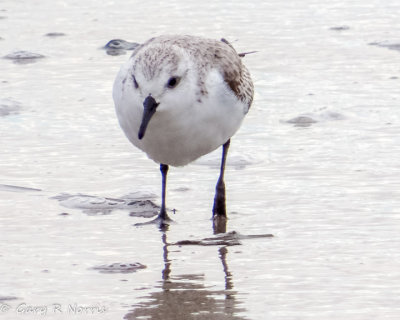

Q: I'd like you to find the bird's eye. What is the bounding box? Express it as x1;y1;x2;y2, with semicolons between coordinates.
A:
167;77;180;88
133;75;139;89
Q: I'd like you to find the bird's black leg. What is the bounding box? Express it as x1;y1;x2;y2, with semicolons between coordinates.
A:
159;164;169;221
212;139;230;219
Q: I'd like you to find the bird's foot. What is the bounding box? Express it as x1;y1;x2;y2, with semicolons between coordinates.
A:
212;193;227;234
212;214;227;234
212;200;226;217
212;191;226;217
134;210;173;230
212;177;227;217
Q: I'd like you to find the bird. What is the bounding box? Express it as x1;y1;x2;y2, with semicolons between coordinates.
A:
112;35;254;225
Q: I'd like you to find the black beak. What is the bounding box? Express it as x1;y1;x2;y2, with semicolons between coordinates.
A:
138;95;159;140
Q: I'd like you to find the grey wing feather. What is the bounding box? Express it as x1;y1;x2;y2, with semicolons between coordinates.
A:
218;39;254;111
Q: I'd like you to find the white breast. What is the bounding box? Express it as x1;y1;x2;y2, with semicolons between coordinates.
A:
114;67;246;167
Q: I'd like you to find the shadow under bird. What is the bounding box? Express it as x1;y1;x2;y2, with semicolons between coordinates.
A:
112;35;254;226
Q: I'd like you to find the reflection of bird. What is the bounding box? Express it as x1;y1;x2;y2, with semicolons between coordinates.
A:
104;39;139;56
124;231;246;320
113;35;254;224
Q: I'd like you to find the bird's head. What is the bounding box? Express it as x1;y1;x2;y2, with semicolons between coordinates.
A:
129;44;194;140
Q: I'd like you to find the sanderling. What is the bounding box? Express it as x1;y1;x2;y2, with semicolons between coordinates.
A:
113;35;254;225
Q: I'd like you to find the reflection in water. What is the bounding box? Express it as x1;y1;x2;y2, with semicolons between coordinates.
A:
124;228;248;320
219;247;233;291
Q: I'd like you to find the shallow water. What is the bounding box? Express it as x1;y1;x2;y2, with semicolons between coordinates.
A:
1;0;400;319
